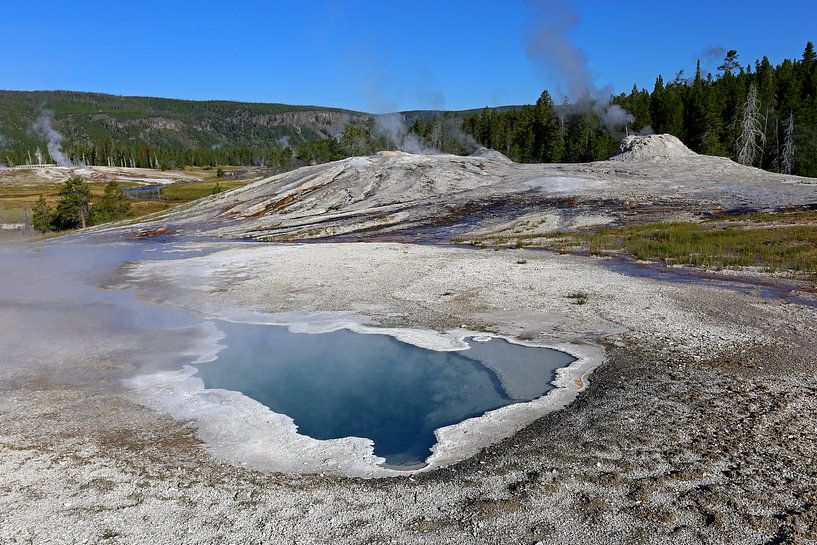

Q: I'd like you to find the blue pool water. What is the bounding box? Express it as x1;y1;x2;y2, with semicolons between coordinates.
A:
195;322;576;466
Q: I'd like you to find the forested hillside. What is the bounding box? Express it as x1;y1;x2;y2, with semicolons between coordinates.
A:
0;90;367;169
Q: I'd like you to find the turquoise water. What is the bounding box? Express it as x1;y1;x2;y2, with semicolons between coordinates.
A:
195;322;575;466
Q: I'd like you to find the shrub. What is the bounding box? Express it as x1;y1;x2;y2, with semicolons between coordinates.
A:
566;291;589;305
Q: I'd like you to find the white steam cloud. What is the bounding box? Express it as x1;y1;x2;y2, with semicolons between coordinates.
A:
362;58;460;154
600;103;636;131
365;70;435;153
374;114;437;155
525;0;636;132
373;113;479;155
525;0;592;101
31;111;73;166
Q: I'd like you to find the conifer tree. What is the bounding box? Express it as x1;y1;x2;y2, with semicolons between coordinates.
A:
91;181;131;224
53;176;92;230
31;195;52;233
719;50;741;75
803;42;816;64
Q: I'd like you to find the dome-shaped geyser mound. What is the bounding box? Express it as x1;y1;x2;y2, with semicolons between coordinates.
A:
609;134;698;162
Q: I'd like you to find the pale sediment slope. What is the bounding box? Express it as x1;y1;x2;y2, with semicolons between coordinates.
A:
72;237;815;543
105;136;816;242
123;242;761;356
0;164;202;186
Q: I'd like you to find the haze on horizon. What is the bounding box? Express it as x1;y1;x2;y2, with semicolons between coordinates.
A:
1;0;815;112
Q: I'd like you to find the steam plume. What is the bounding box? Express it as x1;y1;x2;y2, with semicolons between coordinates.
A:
702;46;727;61
361;58;446;154
374;114;437;155
699;45;727;76
525;0;593;101
31;111;73;166
599;103;638;133
525;0;635;132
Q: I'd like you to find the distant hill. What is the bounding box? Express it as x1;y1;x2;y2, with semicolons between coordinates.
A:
400;105;524;123
0;90;526;168
0;90;370;155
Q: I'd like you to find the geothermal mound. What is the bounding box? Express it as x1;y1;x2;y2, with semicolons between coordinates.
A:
609;134;698;161
108;138;813;242
469;147;512;162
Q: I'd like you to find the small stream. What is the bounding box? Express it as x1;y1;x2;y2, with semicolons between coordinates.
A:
600;255;817;308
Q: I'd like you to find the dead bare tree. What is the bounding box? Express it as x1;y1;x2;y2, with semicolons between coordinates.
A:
735;83;766;166
781;112;795;174
428;119;442;151
21;208;32;238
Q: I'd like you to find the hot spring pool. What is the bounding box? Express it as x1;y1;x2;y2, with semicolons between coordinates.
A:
194;322;576;467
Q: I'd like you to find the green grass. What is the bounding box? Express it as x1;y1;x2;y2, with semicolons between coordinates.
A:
158;179;249;201
0;182;172;227
719;209;817;224
466;209;817;274
0;207;24;223
0;180;139;208
579;221;817;272
0;168;250;229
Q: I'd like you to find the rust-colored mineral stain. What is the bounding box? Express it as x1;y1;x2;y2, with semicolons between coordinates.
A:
134;226;175;238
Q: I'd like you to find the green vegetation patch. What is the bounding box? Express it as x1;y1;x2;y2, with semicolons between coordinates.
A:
579;221;817;272
159;179;248;201
720;209;817;224
566;291;589;305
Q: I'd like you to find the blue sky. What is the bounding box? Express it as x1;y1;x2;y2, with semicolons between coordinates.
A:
1;0;814;112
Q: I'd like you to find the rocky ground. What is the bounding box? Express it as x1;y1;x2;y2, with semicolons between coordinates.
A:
1;306;815;545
